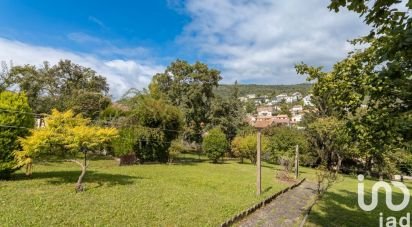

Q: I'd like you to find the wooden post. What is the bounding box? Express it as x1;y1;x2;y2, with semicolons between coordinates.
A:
257;129;261;195
295;145;299;179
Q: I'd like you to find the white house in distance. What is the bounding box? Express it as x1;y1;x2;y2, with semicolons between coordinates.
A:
276;93;288;102
303;95;313;106
291;92;302;102
246;94;256;99
290;105;303;114
257;106;273;116
239;97;248;102
275;93;301;104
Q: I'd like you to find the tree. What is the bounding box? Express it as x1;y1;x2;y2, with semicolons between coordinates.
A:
279;102;292;118
14;109;118;192
209;81;244;145
202;127;228;163
264;127;309;170
231;133;269;164
111;127;136;158
8;60;111;117
168;139;185;163
150;60;221;143
307;117;354;172
0;61;11;92
294;0;412;177
0;91;34;179
122;94;183;163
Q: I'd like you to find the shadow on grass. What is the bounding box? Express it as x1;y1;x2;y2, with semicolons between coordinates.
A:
11;170;141;187
307;176;411;227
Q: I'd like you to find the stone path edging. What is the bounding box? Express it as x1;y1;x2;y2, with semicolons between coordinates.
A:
220;178;306;227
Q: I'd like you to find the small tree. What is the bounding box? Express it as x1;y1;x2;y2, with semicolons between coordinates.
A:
0;91;34;179
203;127;228;163
168;139;185;164
307;117;353;172
14;109;118;192
125;95;183;163
231;133;269;164
112;127;137;165
264;127;309;171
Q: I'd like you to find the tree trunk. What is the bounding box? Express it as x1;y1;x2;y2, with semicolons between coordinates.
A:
70;159;88;192
336;153;342;173
364;156;371;176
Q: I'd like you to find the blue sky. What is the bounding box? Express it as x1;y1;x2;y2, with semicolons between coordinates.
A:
0;0;370;98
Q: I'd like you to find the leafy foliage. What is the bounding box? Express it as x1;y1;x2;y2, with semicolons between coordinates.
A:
209;81;244;144
168;139;186;163
0;91;34;178
263;127;309;169
7;60;110;118
121;95;183;163
214;83;312;98
294;0;412;176
111;127;135;157
231;133;268;164
306;117;354;172
15;109;117;163
14;109;117;191
202;127;228;163
150;59;221;143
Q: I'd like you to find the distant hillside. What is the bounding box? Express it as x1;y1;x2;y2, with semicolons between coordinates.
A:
214;83;313;98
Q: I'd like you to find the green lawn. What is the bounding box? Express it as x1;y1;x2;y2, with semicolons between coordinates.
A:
0;155;295;226
305;175;412;227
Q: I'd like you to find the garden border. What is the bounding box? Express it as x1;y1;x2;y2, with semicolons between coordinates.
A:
220;178;306;227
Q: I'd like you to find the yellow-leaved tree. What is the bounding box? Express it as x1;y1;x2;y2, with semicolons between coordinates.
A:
14;109;118;192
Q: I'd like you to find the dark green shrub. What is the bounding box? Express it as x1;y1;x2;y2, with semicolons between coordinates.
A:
203;127;228;163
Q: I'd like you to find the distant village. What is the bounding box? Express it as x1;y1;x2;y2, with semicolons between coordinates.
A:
240;92;313;128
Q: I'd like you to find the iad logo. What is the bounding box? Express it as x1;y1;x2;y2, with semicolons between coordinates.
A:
358;174;411;227
357;174;410;212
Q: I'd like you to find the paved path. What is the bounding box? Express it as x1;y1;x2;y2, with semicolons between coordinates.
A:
237;181;317;227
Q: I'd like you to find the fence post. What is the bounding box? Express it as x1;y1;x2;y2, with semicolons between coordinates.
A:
295;144;299;179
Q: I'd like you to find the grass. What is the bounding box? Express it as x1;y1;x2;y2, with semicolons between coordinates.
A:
7;153;405;227
0;154;298;226
305;175;412;227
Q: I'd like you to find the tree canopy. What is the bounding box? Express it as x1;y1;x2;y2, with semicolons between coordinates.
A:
113;94;183;163
14;109;118;191
0;91;34;179
6;60;111;118
150;60;221;143
202;127;228;163
295;0;412;176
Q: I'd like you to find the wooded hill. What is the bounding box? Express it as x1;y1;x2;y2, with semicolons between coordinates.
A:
214;83;313;98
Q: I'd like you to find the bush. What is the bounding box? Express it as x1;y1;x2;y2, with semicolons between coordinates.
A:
168;139;185;163
264;127;308;170
118;95;183;163
0;91;34;179
112;128;135;157
202;127;228;163
231;133;268;164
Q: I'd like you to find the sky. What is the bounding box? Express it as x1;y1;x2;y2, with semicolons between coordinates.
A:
0;0;370;98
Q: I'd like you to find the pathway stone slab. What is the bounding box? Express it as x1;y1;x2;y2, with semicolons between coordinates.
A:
237;181;317;227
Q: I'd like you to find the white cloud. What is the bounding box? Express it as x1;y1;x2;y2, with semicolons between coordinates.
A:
179;0;370;84
0;37;164;98
67;32;103;44
88;16;109;30
67;32;150;58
